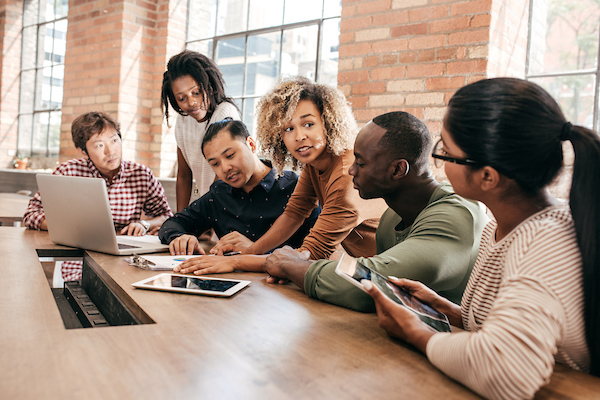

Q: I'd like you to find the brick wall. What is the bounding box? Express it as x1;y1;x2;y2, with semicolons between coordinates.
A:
0;0;22;169
60;0;185;177
339;0;531;181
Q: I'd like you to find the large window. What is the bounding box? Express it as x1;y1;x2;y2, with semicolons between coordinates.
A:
527;0;600;131
18;0;68;158
186;0;341;134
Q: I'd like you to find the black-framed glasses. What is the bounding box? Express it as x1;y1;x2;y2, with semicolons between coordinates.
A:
431;139;483;169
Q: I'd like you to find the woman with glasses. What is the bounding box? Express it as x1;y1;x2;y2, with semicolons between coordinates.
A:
362;78;599;399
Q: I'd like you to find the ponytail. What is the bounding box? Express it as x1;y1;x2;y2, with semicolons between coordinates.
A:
568;125;600;376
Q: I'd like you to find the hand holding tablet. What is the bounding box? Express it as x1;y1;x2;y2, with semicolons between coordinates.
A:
335;254;451;332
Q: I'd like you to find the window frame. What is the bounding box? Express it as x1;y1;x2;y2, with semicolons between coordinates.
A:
18;0;68;158
185;0;340;132
525;0;600;132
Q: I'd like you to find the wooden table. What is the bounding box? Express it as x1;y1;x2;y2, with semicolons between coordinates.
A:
1;227;599;400
0;192;31;225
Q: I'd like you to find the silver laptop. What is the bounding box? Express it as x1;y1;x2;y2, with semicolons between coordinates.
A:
36;174;169;256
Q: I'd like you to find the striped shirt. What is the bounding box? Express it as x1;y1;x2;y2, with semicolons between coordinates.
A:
24;158;173;281
426;205;589;400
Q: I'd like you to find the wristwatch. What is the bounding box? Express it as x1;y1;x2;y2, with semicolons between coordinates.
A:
139;220;150;232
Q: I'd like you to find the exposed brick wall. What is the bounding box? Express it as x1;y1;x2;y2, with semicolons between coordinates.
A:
60;0;185;177
339;0;536;183
339;0;499;133
0;0;22;169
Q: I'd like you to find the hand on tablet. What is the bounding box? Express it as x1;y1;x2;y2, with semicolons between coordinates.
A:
169;234;206;256
210;231;254;255
174;255;239;275
361;279;435;354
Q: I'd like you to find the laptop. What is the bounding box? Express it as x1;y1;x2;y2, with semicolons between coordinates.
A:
36;174;169;256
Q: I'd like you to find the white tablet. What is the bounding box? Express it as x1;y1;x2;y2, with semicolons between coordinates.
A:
335;254;451;333
132;273;250;297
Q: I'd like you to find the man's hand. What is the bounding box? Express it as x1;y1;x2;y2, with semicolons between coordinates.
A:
210;232;255;255
174;255;239;275
120;222;147;236
263;246;312;288
169;234;205;256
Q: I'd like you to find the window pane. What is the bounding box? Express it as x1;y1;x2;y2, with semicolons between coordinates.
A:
40;0;51;23
187;0;217;42
248;0;284;30
32;112;50;156
284;0;322;24
55;0;68;19
530;75;596;128
528;0;600;75
48;111;62;155
187;40;213;58
54;19;67;64
242;97;256;136
245;32;280;96
36;67;53;111
52;65;64;109
37;22;52;68
21;26;37;70
323;0;341;18
281;25;318;80
216;37;246;97
23;1;40;27
318;18;339;86
20;70;36;114
17;114;34;157
216;0;248;36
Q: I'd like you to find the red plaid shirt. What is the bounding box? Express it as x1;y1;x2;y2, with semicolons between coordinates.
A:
24;158;173;281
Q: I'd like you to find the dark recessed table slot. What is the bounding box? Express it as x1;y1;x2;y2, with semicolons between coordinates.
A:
39;249;154;329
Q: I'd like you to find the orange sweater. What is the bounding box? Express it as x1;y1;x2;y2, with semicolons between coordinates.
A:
283;150;387;260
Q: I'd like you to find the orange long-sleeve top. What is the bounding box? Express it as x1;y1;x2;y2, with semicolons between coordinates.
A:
282;150;387;260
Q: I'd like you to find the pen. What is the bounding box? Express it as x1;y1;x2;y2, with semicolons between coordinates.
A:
223;251;241;256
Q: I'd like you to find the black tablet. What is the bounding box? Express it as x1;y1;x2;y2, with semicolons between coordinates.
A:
132;273;250;297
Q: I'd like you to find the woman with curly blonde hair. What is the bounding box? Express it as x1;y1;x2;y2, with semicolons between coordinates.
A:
180;76;387;277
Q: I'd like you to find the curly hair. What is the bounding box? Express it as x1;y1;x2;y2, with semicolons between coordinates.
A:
255;76;358;173
161;50;237;126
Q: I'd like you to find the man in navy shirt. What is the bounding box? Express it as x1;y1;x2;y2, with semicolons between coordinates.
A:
159;118;319;255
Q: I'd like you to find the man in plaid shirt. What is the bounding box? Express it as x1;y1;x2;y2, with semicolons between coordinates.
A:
24;111;173;281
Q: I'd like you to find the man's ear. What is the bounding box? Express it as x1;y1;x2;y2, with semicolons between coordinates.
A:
78;148;88;158
246;136;257;153
390;159;410;180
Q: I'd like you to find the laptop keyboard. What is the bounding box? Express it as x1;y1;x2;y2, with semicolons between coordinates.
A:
118;243;140;249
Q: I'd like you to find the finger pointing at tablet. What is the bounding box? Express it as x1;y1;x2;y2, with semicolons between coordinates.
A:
174;255;240;275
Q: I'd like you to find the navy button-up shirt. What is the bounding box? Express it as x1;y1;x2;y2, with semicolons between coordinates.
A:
159;161;320;250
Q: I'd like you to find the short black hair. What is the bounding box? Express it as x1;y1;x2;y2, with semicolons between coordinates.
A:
201;118;250;156
71;111;121;153
372;111;432;169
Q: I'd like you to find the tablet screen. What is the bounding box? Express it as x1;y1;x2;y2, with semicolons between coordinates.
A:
132;273;251;297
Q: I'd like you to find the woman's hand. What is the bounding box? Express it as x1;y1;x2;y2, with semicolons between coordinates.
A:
210;232;255;255
388;277;462;327
174;255;240;275
362;279;436;353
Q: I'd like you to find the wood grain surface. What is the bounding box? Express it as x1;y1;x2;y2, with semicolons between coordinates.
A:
1;227;598;400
